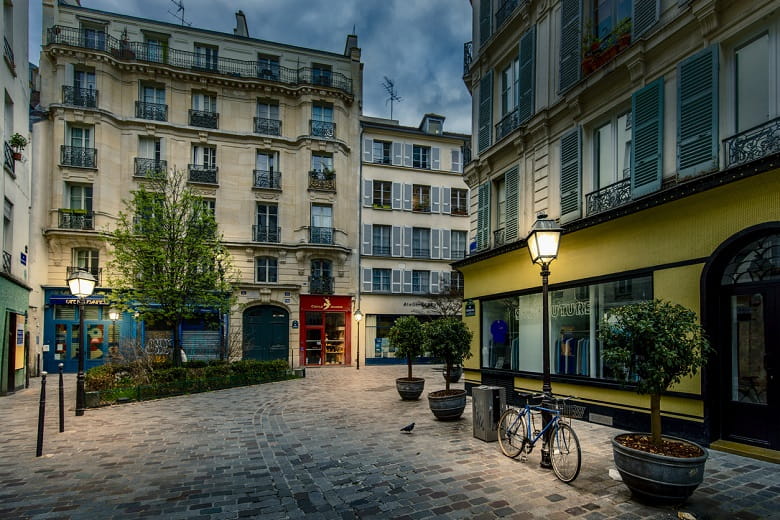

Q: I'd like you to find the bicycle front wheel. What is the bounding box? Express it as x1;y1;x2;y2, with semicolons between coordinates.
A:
498;408;526;458
550;422;581;483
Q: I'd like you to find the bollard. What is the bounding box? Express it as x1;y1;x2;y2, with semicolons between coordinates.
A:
36;371;47;457
58;363;65;433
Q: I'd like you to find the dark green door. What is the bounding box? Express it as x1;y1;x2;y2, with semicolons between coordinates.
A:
243;306;288;361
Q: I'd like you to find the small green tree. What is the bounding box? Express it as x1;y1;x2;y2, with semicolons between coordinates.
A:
389;316;424;380
107;168;235;366
423;318;473;391
599;299;712;448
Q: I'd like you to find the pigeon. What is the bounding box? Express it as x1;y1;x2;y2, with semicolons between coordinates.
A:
400;422;415;433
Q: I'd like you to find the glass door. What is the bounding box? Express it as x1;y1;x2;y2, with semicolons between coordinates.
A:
324;313;345;365
304;311;323;365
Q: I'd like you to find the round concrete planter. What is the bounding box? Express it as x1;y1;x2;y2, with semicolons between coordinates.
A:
427;389;467;420
612;433;708;504
396;377;425;401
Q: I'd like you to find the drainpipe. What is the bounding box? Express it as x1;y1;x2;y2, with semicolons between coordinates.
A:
356;124;363;368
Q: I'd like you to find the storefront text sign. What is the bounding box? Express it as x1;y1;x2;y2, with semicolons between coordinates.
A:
50;297;107;306
551;299;591;318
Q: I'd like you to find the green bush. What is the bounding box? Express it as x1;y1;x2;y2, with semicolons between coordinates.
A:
204;363;231;379
183;360;208;369
85;364;121;391
150;367;188;383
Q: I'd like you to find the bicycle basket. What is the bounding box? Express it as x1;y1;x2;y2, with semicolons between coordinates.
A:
561;404;587;419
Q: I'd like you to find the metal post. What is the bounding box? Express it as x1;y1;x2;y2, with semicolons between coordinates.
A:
75;299;86;416
540;262;552;468
356;320;360;370
58;363;65;432
36;371;47;457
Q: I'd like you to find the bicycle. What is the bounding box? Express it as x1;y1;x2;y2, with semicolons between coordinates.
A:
497;394;584;483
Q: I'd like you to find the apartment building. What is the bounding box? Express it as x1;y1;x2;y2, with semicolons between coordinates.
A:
1;0;31;394
32;0;363;372
358;114;470;365
457;0;779;456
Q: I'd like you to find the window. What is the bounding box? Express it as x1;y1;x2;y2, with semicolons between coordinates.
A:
310;259;333;294
256;101;281;135
311;205;333;244
81;25;105;50
412;227;430;258
426;118;443;135
67;184;93;211
144;37;166;62
255;204;278;242
451;188;468;215
68;125;92;149
500;58;520;116
372;269;391;293
413;145;431;169
257;54;280;79
450;271;464;292
495;176;506;231
138;137;162;161
255;151;277;172
372;225;391;256
372;140;391;164
312;103;333;123
255;257;278;283
312;64;332;86
138;84;166;121
257;101;279;120
412;184;431;212
412;270;430;294
192;146;217;168
73;248;99;275
451;230;467;259
141;84;165;105
192;93;217;113
591;0;631;42
311;153;333;173
194;44;218;70
372;181;392;208
73;68;96;92
594;111;631;189
735;34;771;133
201;198;216;216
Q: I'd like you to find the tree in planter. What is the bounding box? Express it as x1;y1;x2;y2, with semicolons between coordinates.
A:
389;316;424;380
107;168;236;367
422;317;473;392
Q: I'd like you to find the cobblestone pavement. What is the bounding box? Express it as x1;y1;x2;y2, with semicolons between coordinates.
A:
1;365;778;519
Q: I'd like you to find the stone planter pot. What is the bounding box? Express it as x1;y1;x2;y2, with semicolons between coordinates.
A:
612;433;708;504
396;377;425;401
428;389;467;420
85;391;101;408
442;366;463;383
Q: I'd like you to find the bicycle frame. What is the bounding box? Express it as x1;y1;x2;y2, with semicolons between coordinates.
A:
515;403;561;450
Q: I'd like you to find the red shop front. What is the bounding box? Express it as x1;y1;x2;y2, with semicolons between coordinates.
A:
300;295;353;366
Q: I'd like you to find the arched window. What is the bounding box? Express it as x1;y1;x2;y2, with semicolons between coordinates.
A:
720;233;780;285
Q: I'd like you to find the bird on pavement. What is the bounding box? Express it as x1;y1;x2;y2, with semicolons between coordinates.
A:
400;422;415;433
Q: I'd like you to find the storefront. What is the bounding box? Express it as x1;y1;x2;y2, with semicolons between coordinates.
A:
299;295;353;366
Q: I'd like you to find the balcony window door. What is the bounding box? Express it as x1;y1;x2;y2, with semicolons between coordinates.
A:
311;204;333;231
256;151;277;173
311;154;333;174
372;269;391;293
256;204;278;241
257;55;280;79
592;0;631;42
735;34;772;133
312;103;333;123
192;93;217;113
144;37;166;62
68;184;93;212
412;227;431;258
372;225;391;256
451;230;467;259
68;126;92;149
73;69;96;91
311;259;332;279
312;64;332;86
257;101;279;120
373;180;392;207
192;146;216;169
412;270;430;294
500;58;520;116
195;44;218;70
142;85;165;105
412;145;431;169
594;111;631;189
412;184;431;212
81;26;105;50
372;140;391;164
73;248;99;276
451;188;468;215
139;138;162;161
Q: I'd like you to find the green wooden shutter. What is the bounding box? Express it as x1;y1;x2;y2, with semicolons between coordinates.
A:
677;46;718;178
518;26;536;124
559;0;582;93
479;0;492;46
632;0;660;39
560;127;581;221
505;166;520;241
477;182;491;250
631;78;664;197
478;71;493;153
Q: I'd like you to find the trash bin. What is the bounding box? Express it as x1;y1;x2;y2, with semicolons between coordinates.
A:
472;385;506;442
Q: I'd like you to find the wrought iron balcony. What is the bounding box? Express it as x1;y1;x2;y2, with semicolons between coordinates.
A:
309;275;335;295
2;250;10;274
252;225;281;243
58;209;95;230
46;26;354;96
308;170;336;191
372;245;391;256
451;205;468;216
253;169;281;189
496;109;521;142
135;101;168;121
3;141;14;175
134;157;167;177
310;226;333;245
493;228;506;247
724;116;780;169
310;120;336;139
254;117;282;136
463;41;473;76
66;266;103;286
60;146;97;168
3;36;15;73
495;0;523;30
412;247;430;259
585;178;631;216
62;86;98;108
187;164;218;184
189;109;219;129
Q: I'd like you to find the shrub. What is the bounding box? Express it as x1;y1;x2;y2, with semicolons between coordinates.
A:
422;318;473;391
150;367;188;383
388;316;425;380
204;363;231;380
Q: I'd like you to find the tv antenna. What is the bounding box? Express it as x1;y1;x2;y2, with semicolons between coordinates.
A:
168;0;192;26
381;76;402;120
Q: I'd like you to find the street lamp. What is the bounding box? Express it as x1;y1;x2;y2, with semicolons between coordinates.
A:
526;212;562;468
354;309;363;370
108;308;120;359
67;269;96;416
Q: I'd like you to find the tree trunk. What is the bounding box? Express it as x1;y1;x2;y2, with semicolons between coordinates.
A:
172;320;182;367
650;393;662;448
407;356;412;379
445;362;451;391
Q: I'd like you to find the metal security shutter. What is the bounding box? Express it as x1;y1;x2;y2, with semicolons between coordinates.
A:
677;46;718;178
632;0;660;40
477;182;491;250
478;71;493;153
559;0;582;93
504;166;520;241
560;128;581;221
518;26;536;124
479;0;492;46
631;78;664;197
182;330;221;361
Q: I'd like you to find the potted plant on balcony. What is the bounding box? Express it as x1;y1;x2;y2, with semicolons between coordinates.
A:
388;316;425;400
615;18;632;51
599;299;712;504
10;133;28;160
423;317;473;420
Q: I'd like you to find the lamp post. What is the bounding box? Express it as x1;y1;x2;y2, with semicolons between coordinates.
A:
67;270;96;416
526;212;562;467
354;309;363;370
108;308;120;360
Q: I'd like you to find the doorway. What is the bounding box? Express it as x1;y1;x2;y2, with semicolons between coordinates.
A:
243;305;288;362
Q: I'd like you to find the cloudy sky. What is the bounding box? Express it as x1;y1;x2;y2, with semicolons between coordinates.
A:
29;0;474;134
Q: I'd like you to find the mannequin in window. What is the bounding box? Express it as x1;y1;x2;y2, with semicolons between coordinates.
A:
491;319;508;368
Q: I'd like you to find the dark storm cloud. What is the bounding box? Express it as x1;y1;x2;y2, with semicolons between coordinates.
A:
30;0;473;133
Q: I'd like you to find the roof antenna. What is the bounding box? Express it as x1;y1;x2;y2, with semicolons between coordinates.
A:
381;76;402;120
168;0;192;26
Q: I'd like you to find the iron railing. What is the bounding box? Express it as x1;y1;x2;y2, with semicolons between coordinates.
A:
58;209;95;230
66;266;103;286
463;41;473;76
308;171;336;191
188;164;218;184
724;117;780;169
310;120;336;139
46;26;353;95
309;275;335;295
372;245;391;256
496;108;521;142
253;169;281;189
134;158;167;177
495;0;523;29
254;117;282;136
3;36;14;72
310;226;333;245
586;178;631;215
451;205;468;216
493;228;506;247
62;86;98;108
3;141;14;175
189;109;219;129
2;250;10;274
135;101;168;121
252;225;281;243
413;204;431;213
60;146;97;168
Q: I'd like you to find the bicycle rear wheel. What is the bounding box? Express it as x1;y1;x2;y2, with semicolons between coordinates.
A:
498;408;526;458
550;422;581;482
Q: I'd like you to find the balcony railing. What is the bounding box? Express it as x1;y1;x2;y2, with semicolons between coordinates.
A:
134;157;167;177
585;178;631;216
412;247;430;259
724;117;780;169
66;266;103;286
493;228;506;247
62;86;98;108
463;41;473;76
253;169;281;189
188;164;218;184
310;226;334;245
495;0;523;30
252;225;281;243
308;170;336;191
451;205;468;216
309;275;335;295
2;250;10;274
254;117;282;136
413;203;431;213
135;101;168;121
189;109;219;129
372;245;391;256
60;146;97;168
4;141;14;175
47;26;354;96
496;108;521;142
58;209;95;230
3;36;15;73
310;120;336;139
